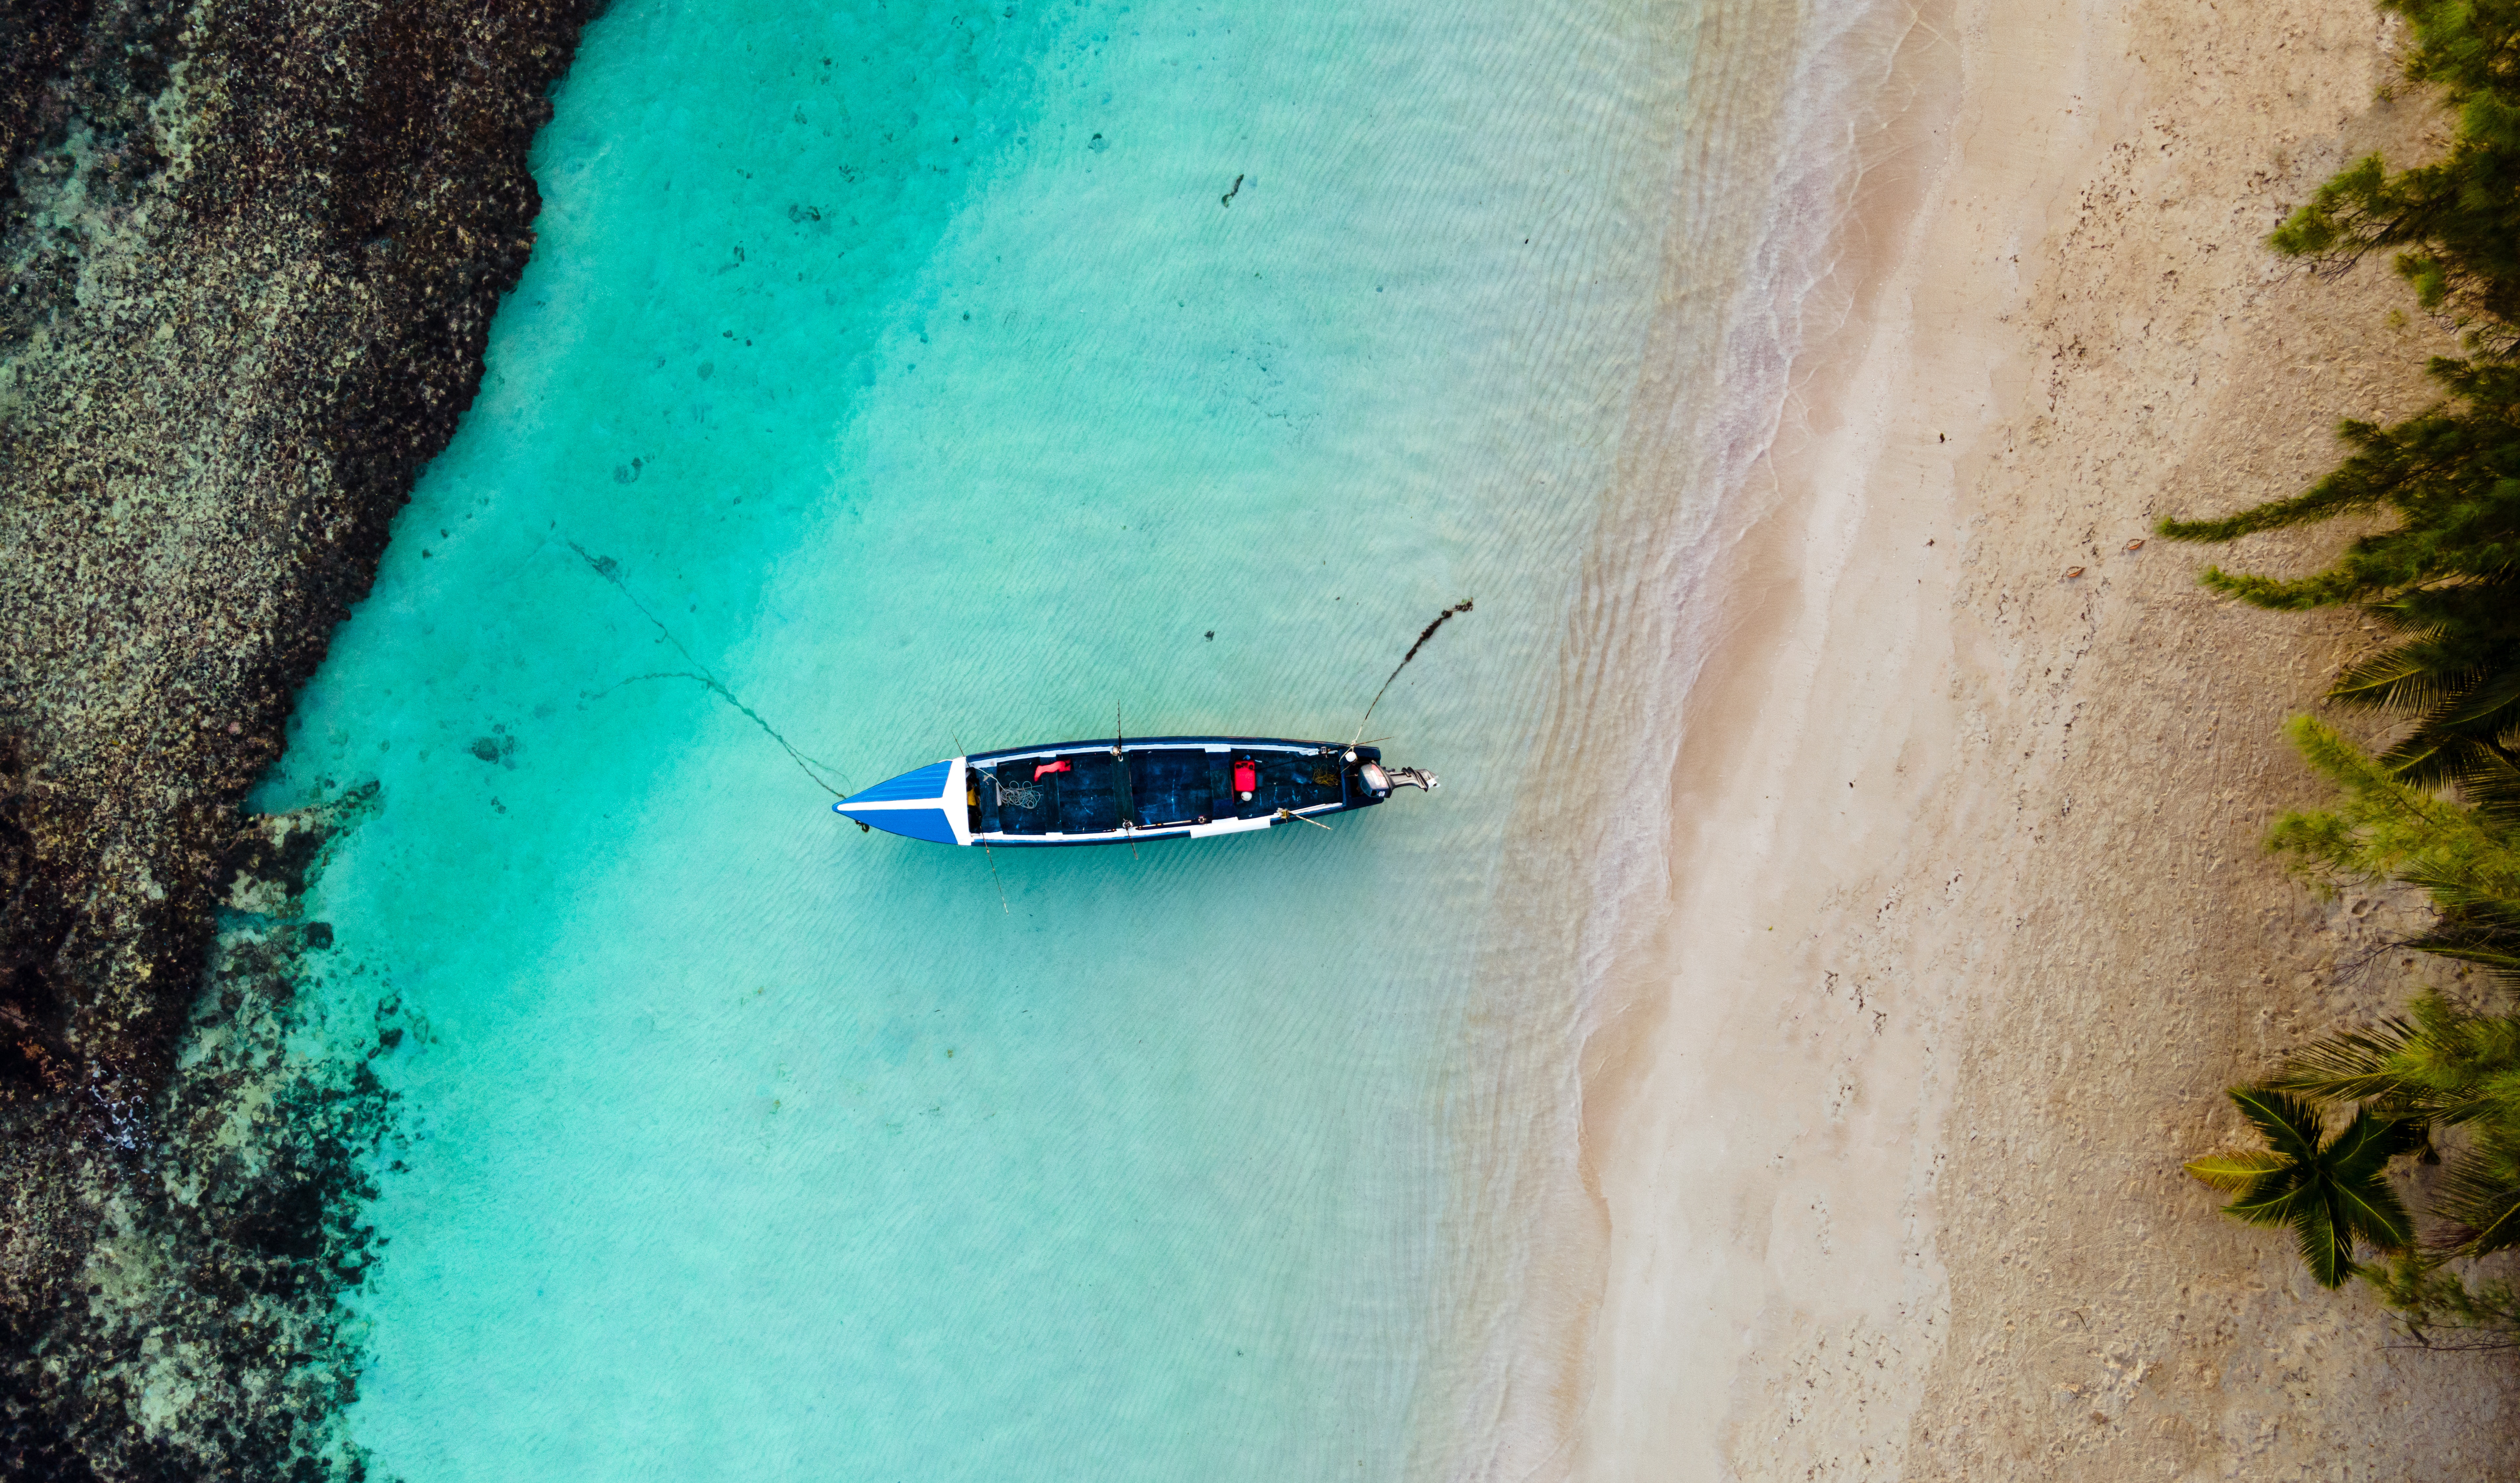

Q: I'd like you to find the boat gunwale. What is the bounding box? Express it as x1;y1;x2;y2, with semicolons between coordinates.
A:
840;735;1388;848
968;797;1348;846
963;734;1338;766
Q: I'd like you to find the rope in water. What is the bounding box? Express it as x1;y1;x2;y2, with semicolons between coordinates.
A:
569;542;853;799
573;552;1468;812
1352;598;1473;742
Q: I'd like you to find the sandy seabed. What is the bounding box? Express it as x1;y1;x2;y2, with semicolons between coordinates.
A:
1568;0;2520;1475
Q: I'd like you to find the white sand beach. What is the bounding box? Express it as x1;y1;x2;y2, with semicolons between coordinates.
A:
1569;0;2520;1474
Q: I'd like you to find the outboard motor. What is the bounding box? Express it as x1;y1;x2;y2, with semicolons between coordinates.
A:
1356;760;1439;798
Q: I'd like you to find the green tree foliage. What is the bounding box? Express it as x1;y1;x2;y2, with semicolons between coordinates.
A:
2367;1253;2520;1347
2273;1000;2520;1261
2267;0;2520;325
2185;1087;2420;1286
2270;715;2520;972
2159;0;2520;795
2158;365;2520;794
2168;0;2520;1349
2203;720;2520;1332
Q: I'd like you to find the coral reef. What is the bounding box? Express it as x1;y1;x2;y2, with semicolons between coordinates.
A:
0;0;599;1472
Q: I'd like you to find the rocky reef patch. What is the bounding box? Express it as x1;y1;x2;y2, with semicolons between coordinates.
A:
0;0;601;1473
10;788;408;1479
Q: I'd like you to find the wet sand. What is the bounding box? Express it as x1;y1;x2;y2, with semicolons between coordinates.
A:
1572;0;2520;1473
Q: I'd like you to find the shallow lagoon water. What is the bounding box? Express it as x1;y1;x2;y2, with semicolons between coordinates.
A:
256;1;1712;1475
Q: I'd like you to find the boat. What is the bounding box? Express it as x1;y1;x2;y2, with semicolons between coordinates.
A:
834;735;1438;846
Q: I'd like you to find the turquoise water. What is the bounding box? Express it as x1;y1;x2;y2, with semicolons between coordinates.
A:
251;0;1743;1476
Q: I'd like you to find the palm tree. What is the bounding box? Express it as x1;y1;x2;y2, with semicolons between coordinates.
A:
2255;720;2520;1332
2185;1086;2419;1287
2271;996;2520;1263
2271;716;2520;978
2327;577;2520;800
2159;360;2520;801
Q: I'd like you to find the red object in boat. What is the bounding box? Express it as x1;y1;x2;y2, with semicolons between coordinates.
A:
1033;759;1073;781
1232;759;1258;793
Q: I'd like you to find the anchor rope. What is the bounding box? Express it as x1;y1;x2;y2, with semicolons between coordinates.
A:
1353;598;1473;742
570;543;852;799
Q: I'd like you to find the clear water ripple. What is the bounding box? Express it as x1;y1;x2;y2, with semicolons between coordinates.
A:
241;0;1765;1477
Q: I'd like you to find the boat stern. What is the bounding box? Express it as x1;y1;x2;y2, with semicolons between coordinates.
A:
1350;753;1438;800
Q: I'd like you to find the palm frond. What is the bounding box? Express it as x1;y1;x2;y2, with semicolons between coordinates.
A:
2330;1172;2417;1256
2428;1133;2520;1260
2184;1149;2291;1192
2229;1086;2326;1163
2226;1179;2317;1230
2271;1019;2426;1103
2324;1108;2419;1252
2378;996;2520;1123
2334;1106;2427;1167
2404;919;2520;982
2441;668;2520;731
2294;1198;2354;1289
2330;632;2460;712
2376;730;2469;788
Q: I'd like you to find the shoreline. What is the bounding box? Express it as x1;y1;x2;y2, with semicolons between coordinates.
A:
1417;2;1949;1470
1568;0;2520;1473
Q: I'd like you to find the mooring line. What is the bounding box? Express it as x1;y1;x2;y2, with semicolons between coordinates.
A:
569;543;852;798
1351;597;1473;744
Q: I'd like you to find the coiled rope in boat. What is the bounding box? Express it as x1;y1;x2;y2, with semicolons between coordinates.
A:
979;770;1041;811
